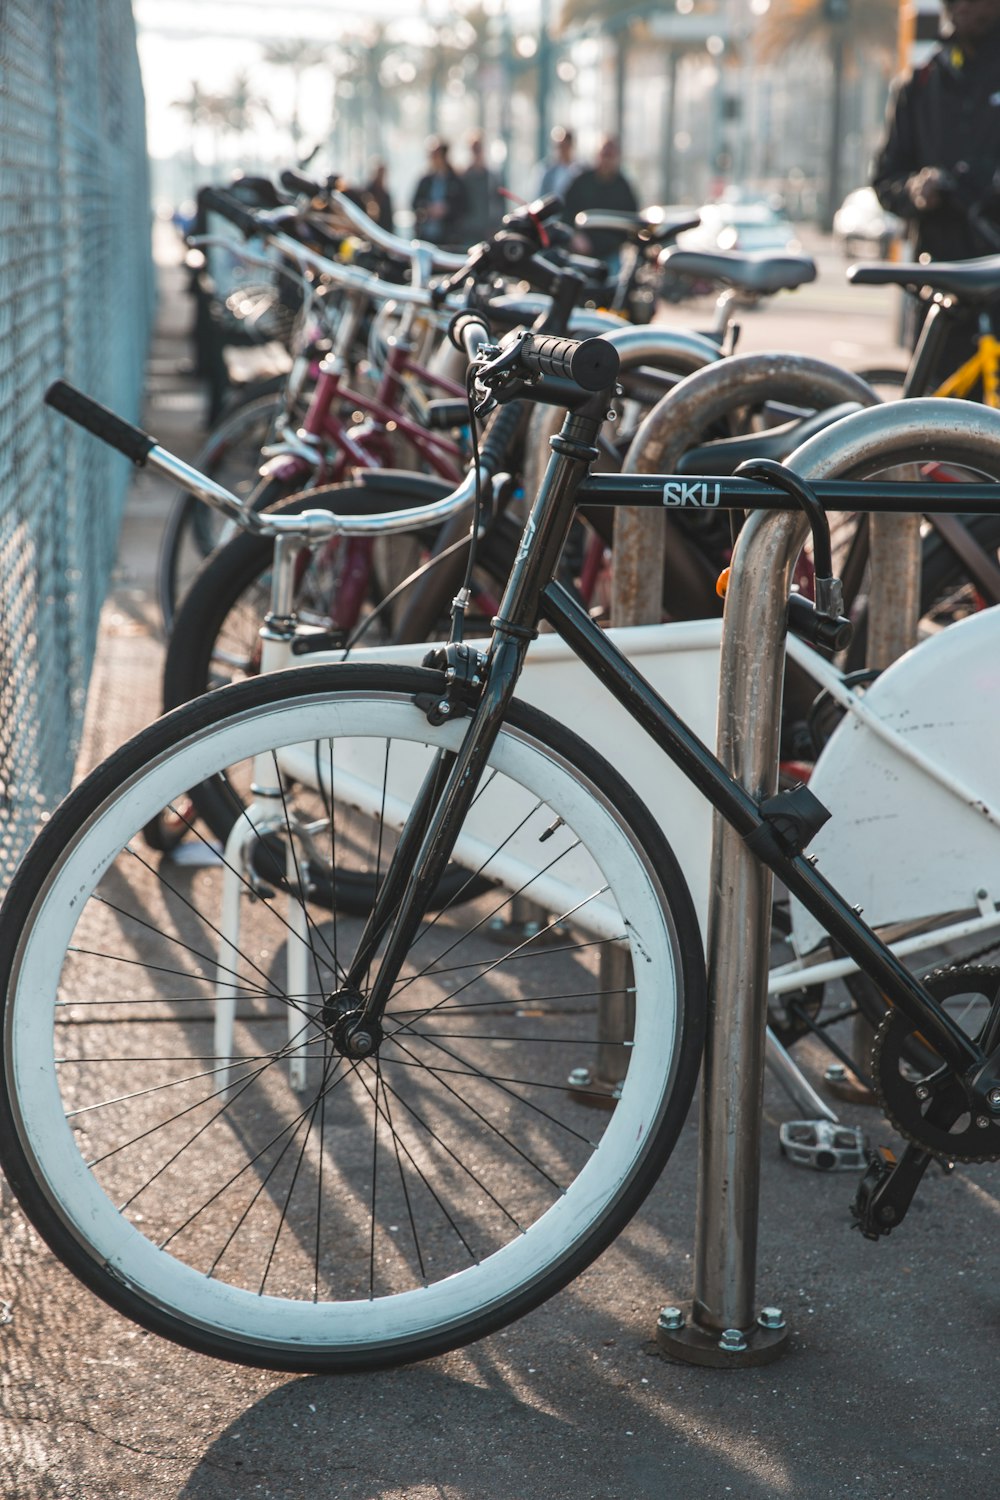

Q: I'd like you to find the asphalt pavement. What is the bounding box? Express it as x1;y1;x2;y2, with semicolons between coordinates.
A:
1;225;997;1500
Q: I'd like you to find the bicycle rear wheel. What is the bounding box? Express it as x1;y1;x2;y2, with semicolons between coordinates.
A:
0;664;705;1372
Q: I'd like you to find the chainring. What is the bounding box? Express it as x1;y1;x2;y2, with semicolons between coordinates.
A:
873;964;1000;1163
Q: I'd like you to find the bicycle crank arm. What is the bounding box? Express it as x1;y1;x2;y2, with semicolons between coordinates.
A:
851;1143;934;1239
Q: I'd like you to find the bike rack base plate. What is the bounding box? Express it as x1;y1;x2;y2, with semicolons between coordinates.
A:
654;1303;790;1368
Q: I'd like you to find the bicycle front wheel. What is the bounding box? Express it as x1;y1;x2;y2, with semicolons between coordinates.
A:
0;664;705;1372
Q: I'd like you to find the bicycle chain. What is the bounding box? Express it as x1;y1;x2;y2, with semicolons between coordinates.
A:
872;965;1000;1164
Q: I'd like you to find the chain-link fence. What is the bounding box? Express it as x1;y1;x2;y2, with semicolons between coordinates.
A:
0;0;153;891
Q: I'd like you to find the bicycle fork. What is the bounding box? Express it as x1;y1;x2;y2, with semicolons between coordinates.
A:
332;405;606;1059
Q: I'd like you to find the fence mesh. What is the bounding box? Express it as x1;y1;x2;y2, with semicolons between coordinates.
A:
0;0;152;891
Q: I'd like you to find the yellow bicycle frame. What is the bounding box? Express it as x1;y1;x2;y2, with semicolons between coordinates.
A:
935;331;1000;407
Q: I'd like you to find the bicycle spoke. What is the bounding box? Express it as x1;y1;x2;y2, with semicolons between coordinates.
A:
7;670;695;1366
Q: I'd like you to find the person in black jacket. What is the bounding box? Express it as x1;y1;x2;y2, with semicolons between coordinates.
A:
562;138;639;274
411;139;467;249
362;160;394;231
873;0;1000;259
872;0;1000;364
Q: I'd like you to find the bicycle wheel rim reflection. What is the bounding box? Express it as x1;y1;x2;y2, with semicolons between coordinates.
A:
2;666;699;1370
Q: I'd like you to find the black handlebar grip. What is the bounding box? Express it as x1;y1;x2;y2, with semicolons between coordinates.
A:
522;335;620;392
45;381;156;466
449;312;493;359
200;187;261;239
280;168;322;199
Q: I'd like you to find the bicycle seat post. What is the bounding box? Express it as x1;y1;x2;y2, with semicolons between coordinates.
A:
257;530;306;675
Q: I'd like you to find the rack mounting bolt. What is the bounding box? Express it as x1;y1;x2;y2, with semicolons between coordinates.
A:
757;1307;785;1331
719;1328;748;1354
658;1306;685;1332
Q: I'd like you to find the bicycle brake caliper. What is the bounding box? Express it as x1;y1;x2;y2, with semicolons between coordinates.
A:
417;643;488;726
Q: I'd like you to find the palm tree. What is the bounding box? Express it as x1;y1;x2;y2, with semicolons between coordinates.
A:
171;80;256;170
755;0;897;229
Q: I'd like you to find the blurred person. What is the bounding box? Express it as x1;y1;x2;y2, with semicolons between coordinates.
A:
536;125;581;200
872;0;1000;366
460;131;504;243
362;160;394;231
411;138;466;248
562;137;639;273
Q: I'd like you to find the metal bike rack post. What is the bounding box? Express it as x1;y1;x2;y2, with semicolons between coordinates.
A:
847;493;923;1083
573;355;878;1110
656;397;1000;1368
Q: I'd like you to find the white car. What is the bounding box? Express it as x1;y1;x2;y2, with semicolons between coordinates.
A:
679;199;801;255
833;188;902;258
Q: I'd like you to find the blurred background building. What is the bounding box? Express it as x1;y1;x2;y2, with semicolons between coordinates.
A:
135;0;913;231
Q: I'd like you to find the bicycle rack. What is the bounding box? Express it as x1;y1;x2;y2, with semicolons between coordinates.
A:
657;396;1000;1368
572;354;879;1115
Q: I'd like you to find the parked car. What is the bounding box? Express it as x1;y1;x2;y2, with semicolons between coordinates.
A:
832;187;902;259
677;198;802;255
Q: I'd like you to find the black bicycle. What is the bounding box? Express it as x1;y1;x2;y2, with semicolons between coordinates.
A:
4;342;1000;1375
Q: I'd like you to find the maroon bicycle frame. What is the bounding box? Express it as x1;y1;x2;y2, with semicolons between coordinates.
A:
264;335;468;630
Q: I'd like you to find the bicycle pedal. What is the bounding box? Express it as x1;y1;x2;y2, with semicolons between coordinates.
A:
778;1119;869;1172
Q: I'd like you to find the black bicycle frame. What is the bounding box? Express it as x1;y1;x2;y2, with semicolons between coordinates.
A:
350;401;1000;1097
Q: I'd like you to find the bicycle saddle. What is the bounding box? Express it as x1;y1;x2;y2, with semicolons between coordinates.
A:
848;253;1000;303
658;247;817;294
574;207;702;243
675;402;863;477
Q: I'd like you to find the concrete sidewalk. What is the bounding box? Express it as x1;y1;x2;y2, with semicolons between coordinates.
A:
1;231;996;1500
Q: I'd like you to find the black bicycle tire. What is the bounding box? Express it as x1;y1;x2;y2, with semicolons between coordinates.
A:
0;661;706;1371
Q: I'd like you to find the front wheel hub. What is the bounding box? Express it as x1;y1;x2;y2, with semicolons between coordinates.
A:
324;987;383;1059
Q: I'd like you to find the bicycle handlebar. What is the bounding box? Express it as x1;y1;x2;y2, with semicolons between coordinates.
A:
326;189;467;271
474;329;621;394
200;186;264;240
573;207;702;244
44;376;486;542
449;312;494;363
45;381;156;465
522;333;620;388
280;168;323;200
